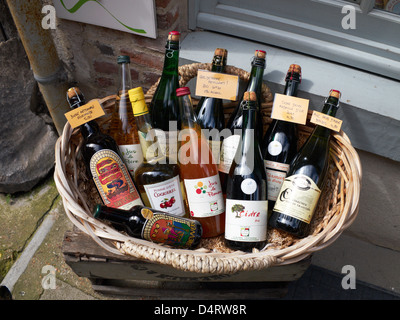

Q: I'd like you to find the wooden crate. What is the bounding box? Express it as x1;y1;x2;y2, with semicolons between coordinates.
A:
62;229;311;299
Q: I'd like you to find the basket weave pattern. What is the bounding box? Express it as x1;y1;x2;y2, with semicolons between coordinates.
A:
54;63;362;274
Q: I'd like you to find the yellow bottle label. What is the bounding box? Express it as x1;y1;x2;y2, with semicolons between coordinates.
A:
273;174;321;224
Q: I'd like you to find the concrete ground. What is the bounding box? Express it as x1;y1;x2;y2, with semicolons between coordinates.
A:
1;173;399;301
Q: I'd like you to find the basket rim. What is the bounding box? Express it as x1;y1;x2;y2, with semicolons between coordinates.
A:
54;63;362;274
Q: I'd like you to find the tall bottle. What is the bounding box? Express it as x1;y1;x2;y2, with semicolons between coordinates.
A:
262;64;301;211
93;205;202;249
219;50;266;192
269;89;341;238
128;87;187;217
176;87;225;238
66;87;143;209
225;91;268;252
150;31;181;162
196;48;228;162
109;55;143;175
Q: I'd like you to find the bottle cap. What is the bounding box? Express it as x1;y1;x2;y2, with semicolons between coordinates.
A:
286;64;302;82
129;87;145;102
243;91;257;101
254;50;266;59
129;87;149;116
66;87;85;107
117;55;130;64
176;87;191;97
329;89;341;99
288;64;301;74
214;48;228;58
93;204;102;218
168;31;181;41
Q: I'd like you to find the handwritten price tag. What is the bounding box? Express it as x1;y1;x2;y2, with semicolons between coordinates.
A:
310;111;342;132
195;70;239;101
271;93;309;125
64;99;105;128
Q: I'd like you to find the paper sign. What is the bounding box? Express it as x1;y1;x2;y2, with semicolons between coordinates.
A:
64;99;105;128
271;93;309;125
195;70;239;101
310;111;342;132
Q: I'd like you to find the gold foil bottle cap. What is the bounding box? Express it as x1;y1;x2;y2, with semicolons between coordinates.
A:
288;64;301;74
254;50;266;59
329;89;341;99
214;48;228;58
67;87;81;99
168;31;180;41
243;91;257;101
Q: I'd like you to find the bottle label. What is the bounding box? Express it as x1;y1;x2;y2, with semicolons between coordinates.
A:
89;149;143;210
264;160;290;201
241;178;258;195
218;134;240;174
118;144;144;175
143;175;185;217
140;208;197;248
154;129;179;163
225;199;268;242
208;139;221;165
267;141;283;156
273;174;321;224
184;174;225;218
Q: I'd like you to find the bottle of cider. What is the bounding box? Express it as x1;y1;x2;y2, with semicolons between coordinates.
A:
176;87;225;238
262;64;301;211
93;205;202;249
66;87;143;210
109;55;143;175
150;31;181;162
128;87;187;217
225;91;268;252
269;89;341;238
196;48;228;162
220;50;266;192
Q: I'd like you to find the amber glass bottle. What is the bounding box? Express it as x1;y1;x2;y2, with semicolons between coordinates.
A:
109;55;143;175
176;87;225;238
128;87;187;217
66;87;143;209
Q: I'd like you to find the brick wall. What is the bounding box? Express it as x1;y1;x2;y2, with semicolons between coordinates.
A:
48;0;188;100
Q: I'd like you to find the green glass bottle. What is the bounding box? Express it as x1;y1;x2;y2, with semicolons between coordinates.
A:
225;91;268;252
196;48;228;162
269;89;341;238
150;31;180;162
261;64;301;211
93;204;202;249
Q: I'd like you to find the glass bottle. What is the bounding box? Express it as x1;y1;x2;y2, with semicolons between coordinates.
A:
66;87;143;209
176;87;225;238
269;89;341;238
262;64;301;211
150;31;181;162
219;50;266;193
93;204;202;249
196;48;228;162
225;91;268;252
128;87;187;217
109;55;143;175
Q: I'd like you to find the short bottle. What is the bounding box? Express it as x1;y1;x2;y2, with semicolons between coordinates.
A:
196;48;228;162
262;64;301;211
269;89;341;238
150;31;181;162
66;87;143;210
93;204;202;249
109;55;143;175
128;87;187;218
225;91;268;252
176;87;225;238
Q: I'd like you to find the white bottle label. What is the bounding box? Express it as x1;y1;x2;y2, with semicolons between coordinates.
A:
241;178;257;195
143;175;185;217
118;144;144;175
268;141;283;156
225;199;268;242
264;160;290;201
219;134;240;174
184;174;225;218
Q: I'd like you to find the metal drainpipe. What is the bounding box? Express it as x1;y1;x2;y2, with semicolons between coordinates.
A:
6;0;70;136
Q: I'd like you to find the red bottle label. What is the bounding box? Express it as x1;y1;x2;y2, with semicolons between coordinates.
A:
90;149;142;209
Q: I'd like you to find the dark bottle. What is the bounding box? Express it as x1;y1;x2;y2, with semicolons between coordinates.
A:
262;64;301;211
66;87;143;210
93;204;202;249
150;31;181;162
269;89;341;238
219;50;266;192
225;91;268;252
196;48;228;162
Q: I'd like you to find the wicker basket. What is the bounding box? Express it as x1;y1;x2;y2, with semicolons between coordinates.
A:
54;63;362;274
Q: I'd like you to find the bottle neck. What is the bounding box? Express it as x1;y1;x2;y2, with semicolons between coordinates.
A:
246;59;265;106
313;96;340;138
211;55;226;73
94;205;134;224
283;78;300;97
161;40;179;76
179;94;200;131
238;102;259;171
68;97;100;139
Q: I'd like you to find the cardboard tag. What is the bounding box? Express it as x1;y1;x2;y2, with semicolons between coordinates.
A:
310;111;342;132
195;70;239;101
64;99;105;128
271;93;309;125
